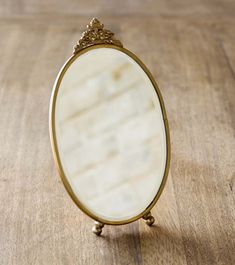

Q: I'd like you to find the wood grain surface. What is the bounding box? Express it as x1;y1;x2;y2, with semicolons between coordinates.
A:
0;1;234;264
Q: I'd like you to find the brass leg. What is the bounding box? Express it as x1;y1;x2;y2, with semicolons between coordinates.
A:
92;221;104;235
142;211;155;226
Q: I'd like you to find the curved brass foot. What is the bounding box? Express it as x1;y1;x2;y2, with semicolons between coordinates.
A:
92;221;104;235
142;211;155;226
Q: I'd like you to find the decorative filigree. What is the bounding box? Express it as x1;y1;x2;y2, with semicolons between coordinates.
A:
73;18;123;54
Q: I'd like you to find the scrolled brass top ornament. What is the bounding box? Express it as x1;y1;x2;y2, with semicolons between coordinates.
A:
73;18;123;54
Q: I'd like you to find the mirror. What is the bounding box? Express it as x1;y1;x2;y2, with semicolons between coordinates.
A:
50;19;170;235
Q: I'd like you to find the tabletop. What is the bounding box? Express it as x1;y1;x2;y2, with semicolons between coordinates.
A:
0;1;234;264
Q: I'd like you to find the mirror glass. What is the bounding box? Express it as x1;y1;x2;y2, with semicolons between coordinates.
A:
54;47;168;222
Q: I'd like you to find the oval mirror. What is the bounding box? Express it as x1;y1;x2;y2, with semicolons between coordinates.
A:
50;19;170;235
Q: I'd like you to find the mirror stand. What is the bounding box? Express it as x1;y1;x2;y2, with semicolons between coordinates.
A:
50;17;170;236
142;211;155;226
92;211;155;236
92;221;105;236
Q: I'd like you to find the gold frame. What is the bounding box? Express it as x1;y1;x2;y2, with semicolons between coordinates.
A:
49;19;171;226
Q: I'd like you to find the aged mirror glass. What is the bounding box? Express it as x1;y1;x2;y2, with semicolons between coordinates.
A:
50;19;170;235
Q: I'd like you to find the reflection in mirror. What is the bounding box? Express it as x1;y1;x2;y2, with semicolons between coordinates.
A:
54;47;167;222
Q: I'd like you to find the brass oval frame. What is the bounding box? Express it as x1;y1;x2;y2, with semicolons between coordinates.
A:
49;44;171;225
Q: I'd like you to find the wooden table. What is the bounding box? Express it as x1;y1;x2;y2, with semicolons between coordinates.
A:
0;1;234;264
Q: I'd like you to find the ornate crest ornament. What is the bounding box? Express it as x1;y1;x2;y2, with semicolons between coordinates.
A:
73;18;123;54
